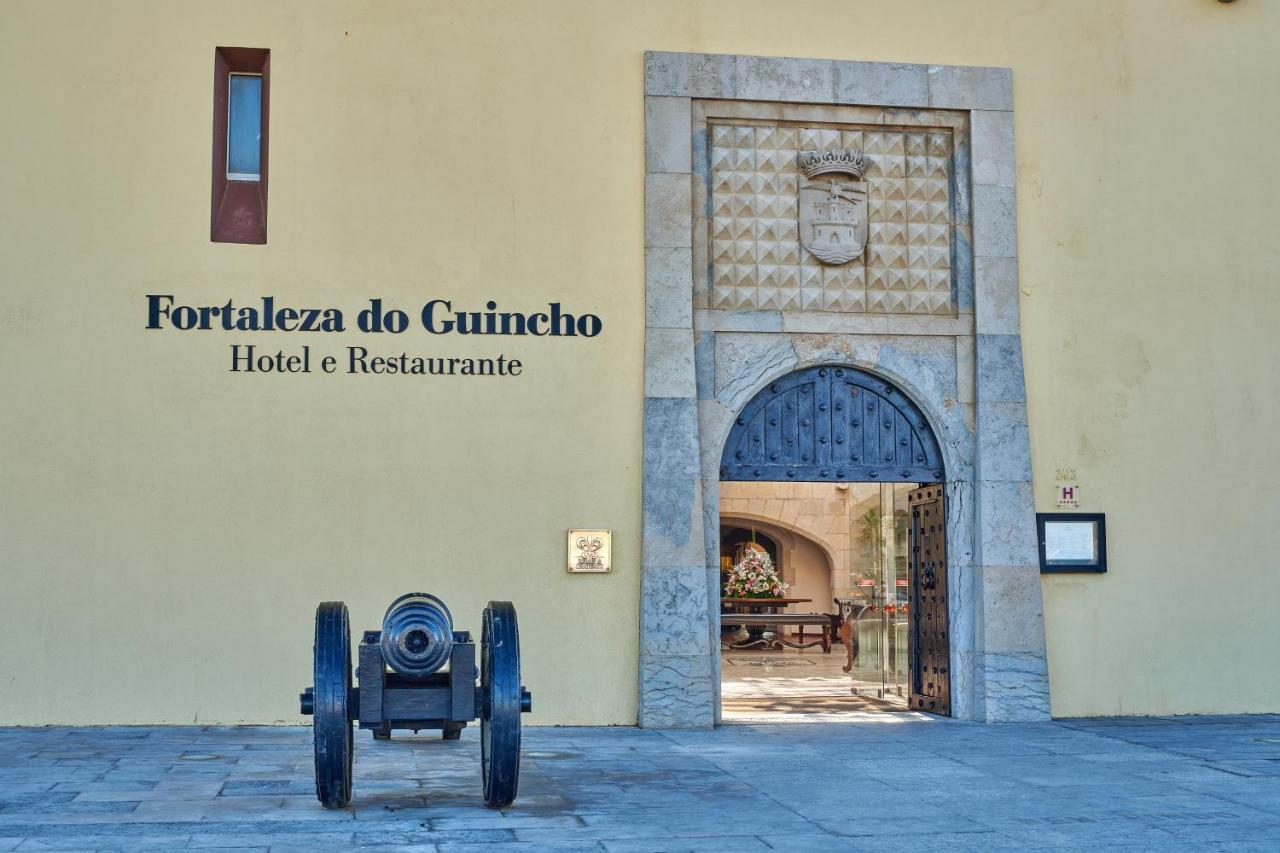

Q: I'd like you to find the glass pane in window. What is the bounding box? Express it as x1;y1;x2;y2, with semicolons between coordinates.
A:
227;74;262;180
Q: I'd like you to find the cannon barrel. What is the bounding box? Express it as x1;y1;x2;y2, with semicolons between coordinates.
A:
380;592;454;676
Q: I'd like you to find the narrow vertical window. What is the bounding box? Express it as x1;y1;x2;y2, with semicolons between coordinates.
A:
226;74;262;181
211;48;269;244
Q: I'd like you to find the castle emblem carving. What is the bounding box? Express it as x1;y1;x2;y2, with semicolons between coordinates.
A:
798;149;870;265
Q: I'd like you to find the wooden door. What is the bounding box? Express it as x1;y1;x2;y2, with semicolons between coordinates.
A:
908;484;950;715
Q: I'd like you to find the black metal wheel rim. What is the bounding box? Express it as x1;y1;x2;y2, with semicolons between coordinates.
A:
480;600;521;808
313;601;353;809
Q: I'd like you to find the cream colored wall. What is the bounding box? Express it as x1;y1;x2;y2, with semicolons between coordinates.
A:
1;1;1277;723
784;536;832;620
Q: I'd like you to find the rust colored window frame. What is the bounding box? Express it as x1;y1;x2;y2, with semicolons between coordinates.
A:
211;47;270;244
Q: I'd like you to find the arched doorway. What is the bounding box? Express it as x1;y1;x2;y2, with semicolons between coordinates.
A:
719;364;951;716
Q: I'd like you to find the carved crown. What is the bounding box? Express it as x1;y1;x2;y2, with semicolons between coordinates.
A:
799;148;870;180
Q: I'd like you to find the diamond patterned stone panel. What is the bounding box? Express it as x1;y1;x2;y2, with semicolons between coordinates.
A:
710;122;954;315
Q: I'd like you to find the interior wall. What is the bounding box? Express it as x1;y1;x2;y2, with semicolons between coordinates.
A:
719;482;851;586
784;535;832;619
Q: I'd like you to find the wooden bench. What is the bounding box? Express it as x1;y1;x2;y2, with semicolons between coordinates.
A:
721;613;832;652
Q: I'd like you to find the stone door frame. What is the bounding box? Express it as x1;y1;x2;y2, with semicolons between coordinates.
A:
641;51;1050;725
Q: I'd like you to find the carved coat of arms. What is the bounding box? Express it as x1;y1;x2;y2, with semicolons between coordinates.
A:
798;149;870;265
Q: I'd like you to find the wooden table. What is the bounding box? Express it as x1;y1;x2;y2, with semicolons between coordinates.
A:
721;598;814;650
721;597;812;612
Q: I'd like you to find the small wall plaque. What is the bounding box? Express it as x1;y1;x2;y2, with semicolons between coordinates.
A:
1037;513;1107;573
567;530;612;573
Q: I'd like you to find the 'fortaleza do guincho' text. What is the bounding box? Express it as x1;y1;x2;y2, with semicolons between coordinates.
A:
144;294;605;378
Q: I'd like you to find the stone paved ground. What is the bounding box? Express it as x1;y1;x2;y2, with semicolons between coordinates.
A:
2;716;1280;851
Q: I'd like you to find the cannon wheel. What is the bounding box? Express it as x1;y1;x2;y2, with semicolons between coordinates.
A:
480;601;521;808
313;601;353;809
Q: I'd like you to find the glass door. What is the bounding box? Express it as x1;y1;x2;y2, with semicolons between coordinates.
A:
837;482;915;704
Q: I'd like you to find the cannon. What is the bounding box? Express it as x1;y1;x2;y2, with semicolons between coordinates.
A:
299;593;531;809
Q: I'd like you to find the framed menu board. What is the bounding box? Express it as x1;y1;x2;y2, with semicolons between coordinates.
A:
1037;513;1107;573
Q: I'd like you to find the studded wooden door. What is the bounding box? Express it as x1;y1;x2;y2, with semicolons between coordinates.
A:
719;365;945;484
909;484;950;716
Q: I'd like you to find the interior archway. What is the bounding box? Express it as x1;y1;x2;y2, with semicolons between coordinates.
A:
719;514;836;615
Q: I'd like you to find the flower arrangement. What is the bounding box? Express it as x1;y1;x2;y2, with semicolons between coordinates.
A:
723;547;788;598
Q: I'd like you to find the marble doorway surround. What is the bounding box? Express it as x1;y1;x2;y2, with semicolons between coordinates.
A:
641;51;1050;725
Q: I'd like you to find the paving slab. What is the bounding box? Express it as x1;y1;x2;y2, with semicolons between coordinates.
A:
0;718;1278;850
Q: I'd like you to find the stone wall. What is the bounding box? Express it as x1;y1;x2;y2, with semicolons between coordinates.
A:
643;51;1050;725
709;117;959;314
